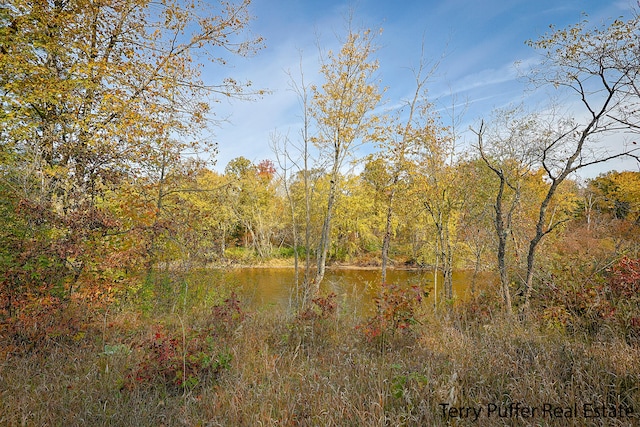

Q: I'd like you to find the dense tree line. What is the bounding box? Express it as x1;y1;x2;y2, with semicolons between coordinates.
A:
1;0;639;326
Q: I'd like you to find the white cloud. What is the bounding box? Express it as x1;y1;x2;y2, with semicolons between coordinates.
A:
198;0;638;173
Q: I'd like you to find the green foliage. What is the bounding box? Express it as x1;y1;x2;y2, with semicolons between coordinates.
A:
224;246;258;262
125;294;244;393
390;369;429;400
274;246;296;258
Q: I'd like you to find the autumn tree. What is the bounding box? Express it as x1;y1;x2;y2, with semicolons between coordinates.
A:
0;0;263;312
361;155;403;275
331;173;378;261
310;24;383;290
588;171;640;225
472;12;640;315
1;0;262;200
415;124;467;305
516;13;640;312
189;169;236;261
271;131;304;301
225;157;282;259
270;57;318;306
583;171;640;256
473;109;545;314
455;159;497;298
367;50;438;283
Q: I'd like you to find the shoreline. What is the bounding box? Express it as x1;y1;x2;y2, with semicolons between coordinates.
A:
207;261;427;271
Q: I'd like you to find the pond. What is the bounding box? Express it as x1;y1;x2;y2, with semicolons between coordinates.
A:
194;267;492;315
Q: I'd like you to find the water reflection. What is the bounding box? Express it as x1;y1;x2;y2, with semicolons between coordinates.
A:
198;267;491;315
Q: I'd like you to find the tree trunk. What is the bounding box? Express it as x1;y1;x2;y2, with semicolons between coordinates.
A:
315;177;337;292
494;177;513;315
381;192;395;284
522;181;558;313
303;145;313;306
444;241;453;301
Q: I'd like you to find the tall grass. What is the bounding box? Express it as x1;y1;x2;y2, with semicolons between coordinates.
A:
1;283;638;426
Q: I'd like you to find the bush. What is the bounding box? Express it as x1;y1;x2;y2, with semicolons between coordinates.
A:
298;293;338;321
0;296;94;357
224;246;256;263
284;293;338;350
125;325;232;393
358;283;427;346
537;256;640;343
604;256;640;343
125;294;244;393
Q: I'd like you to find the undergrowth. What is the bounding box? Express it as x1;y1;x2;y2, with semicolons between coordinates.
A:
1;280;639;426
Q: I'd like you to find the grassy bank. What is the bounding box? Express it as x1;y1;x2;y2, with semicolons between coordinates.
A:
1;289;639;426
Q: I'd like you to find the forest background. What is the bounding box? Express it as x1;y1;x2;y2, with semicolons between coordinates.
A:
1;0;640;425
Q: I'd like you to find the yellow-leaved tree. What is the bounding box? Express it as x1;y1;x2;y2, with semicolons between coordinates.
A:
0;0;263;315
310;23;383;291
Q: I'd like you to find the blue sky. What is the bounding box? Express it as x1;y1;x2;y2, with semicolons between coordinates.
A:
205;0;638;175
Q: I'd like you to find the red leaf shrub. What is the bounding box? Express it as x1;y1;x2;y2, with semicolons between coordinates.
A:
358;283;426;342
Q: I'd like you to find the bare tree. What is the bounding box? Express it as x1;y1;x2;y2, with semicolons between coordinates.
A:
518;13;640;312
475;13;640;314
472;109;540;315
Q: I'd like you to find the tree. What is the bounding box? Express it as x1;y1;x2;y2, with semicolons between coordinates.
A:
368;49;438;283
583;171;640;257
225;157;281;259
0;0;263;311
455;159;497;298
473;12;640;315
190;169;236;261
517;13;640;312
310;24;383;290
332;173;378;261
270;56;317;307
588;171;640;224
1;0;262;200
473;109;543;314
361;155;401;277
415;121;466;305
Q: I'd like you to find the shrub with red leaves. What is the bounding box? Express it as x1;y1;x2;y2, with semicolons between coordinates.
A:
125;295;244;393
298;293;337;321
358;283;426;342
608;256;640;299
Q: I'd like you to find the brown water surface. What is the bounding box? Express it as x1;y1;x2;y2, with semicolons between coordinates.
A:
199;267;492;315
